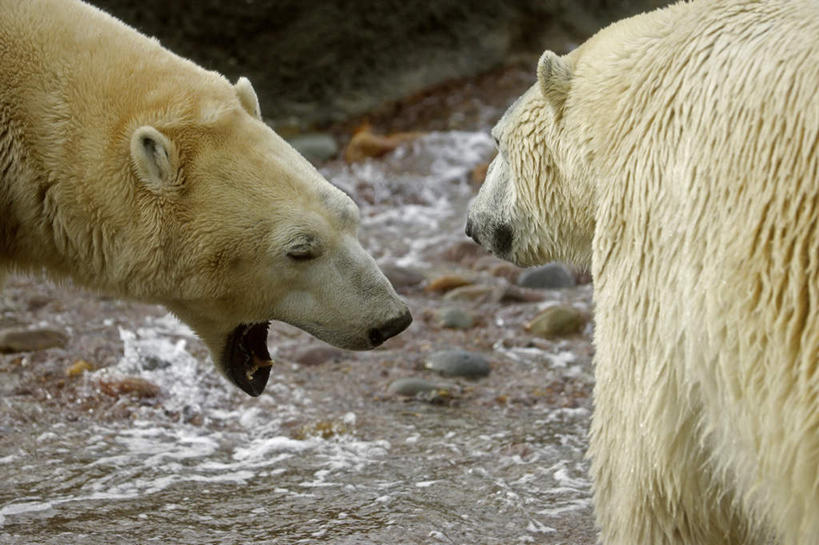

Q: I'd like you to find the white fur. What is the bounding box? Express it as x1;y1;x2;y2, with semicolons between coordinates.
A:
468;1;819;543
0;0;409;382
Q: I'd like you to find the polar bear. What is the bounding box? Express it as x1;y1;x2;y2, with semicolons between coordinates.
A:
0;0;411;397
467;1;819;543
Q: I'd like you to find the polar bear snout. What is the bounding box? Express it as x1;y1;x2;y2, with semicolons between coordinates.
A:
368;309;413;347
465;210;515;260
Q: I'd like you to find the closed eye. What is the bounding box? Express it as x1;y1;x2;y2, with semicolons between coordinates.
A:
286;246;317;261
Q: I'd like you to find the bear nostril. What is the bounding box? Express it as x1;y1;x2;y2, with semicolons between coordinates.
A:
369;310;413;347
368;328;385;347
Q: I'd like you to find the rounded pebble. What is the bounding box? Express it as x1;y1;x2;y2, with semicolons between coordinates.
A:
518;262;576;290
425;274;473;293
387;377;441;397
526;305;587;338
435;307;474;329
424;350;490;378
0;327;69;353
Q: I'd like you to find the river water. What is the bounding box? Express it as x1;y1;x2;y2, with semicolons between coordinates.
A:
0;130;597;544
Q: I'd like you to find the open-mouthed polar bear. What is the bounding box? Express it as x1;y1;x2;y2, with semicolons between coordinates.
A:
0;0;411;396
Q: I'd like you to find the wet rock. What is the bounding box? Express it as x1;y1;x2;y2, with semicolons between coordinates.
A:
387;377;441;397
98;377;161;399
424;350;490;378
287;133;338;164
291;346;347;366
0;327;68;353
518;262;576;290
526;305;588;338
500;285;548;304
26;295;52;312
435;307;474;329
438;240;488;267
343;127;421;163
66;359;94;377
442;284;500;304
381;264;425;291
425;274;473;294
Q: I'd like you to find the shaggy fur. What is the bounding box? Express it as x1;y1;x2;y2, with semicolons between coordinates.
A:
468;1;819;543
0;0;409;389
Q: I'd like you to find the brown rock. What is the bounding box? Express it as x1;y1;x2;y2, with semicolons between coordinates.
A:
442;284;501;303
424;274;473;294
525;305;588;338
291;346;347;366
490;262;523;283
66;359;94;377
501;285;548;303
438;240;488;267
0;327;69;353
98;377;161;399
343;126;422;163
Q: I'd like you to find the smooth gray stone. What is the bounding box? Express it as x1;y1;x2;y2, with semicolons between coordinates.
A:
424;350;490;378
518;262;576;290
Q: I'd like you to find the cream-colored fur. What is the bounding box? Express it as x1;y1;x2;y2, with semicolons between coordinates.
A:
468;1;819;543
0;0;410;393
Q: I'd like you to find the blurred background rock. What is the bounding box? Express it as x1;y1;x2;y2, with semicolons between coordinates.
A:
87;0;668;129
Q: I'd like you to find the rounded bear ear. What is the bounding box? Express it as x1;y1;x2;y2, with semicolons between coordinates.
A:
537;50;572;116
130;126;178;191
235;76;262;120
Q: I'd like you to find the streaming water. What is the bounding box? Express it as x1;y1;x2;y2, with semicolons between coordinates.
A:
0;131;596;544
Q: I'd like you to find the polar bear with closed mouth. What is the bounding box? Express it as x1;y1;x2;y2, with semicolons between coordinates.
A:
0;0;411;396
468;0;819;543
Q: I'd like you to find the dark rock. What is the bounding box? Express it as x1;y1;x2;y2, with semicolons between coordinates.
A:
90;0;670;126
518;262;576;290
526;305;588;338
500;285;548;304
0;327;69;353
424;350;490;378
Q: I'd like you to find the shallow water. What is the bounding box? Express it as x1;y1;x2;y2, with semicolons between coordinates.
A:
0;131;596;544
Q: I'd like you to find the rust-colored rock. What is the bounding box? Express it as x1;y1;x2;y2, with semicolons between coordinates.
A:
98;377;161;399
343;126;422;163
66;359;94;377
424;274;473;294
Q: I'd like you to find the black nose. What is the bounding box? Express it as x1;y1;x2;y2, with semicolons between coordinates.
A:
368;310;413;347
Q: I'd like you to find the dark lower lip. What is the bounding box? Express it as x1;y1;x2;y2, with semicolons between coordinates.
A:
223;322;272;396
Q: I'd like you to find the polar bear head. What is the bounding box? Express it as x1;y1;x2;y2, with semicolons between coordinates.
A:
118;77;411;396
466;51;596;269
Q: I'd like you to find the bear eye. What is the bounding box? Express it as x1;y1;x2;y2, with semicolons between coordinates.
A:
286;246;317;261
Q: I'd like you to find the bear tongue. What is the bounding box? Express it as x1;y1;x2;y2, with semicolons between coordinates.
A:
225;322;273;396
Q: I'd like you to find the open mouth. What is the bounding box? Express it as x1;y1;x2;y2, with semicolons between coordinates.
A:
223;322;273;396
